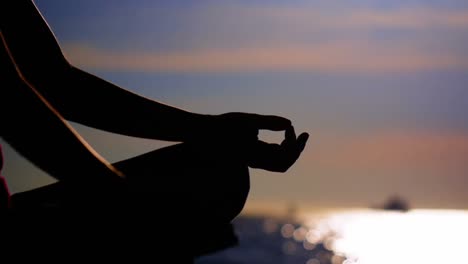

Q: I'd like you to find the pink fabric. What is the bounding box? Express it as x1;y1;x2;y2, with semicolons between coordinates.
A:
0;145;11;208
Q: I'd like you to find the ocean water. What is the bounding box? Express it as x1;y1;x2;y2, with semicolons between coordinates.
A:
195;209;468;264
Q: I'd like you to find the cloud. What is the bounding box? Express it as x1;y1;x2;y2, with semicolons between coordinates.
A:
257;7;468;30
51;3;468;73
63;41;468;73
349;8;468;29
308;131;468;173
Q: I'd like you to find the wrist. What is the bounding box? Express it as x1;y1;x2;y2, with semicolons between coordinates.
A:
184;113;217;142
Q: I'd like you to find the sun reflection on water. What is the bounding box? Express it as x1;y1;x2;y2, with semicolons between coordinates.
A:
300;209;468;264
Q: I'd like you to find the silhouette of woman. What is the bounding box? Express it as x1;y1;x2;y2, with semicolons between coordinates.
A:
0;145;11;208
0;0;309;259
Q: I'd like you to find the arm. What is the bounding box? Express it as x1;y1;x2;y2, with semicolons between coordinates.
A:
55;66;212;141
1;0;302;159
0;33;124;188
0;0;210;142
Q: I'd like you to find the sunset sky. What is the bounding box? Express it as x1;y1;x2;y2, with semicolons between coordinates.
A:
2;0;468;210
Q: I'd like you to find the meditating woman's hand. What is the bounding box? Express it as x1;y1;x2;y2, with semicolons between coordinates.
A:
212;112;292;143
196;112;308;172
247;126;309;172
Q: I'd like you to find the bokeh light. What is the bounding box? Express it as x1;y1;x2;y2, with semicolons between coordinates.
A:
302;209;468;264
293;226;308;242
263;218;279;234
281;223;295;238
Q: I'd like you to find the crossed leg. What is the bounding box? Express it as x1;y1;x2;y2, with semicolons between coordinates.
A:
11;142;250;222
11;142;249;257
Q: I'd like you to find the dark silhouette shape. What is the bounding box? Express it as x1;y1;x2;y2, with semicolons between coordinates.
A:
371;195;410;212
381;195;410;212
0;145;11;208
0;0;308;261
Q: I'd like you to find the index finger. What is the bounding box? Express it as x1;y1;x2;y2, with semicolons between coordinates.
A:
250;114;291;131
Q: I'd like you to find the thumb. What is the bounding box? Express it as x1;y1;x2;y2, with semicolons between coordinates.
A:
296;133;309;152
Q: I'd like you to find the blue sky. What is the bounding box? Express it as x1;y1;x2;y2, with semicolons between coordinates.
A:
2;0;468;210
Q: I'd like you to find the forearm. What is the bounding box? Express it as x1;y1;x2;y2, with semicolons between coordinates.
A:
1;83;124;184
0;0;211;142
1;36;123;186
54;66;212;142
0;79;124;186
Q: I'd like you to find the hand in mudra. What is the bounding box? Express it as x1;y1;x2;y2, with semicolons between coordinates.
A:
211;112;309;172
248;126;309;172
213;112;292;142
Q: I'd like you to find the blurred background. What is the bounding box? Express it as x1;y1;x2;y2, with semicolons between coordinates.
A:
1;1;467;263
